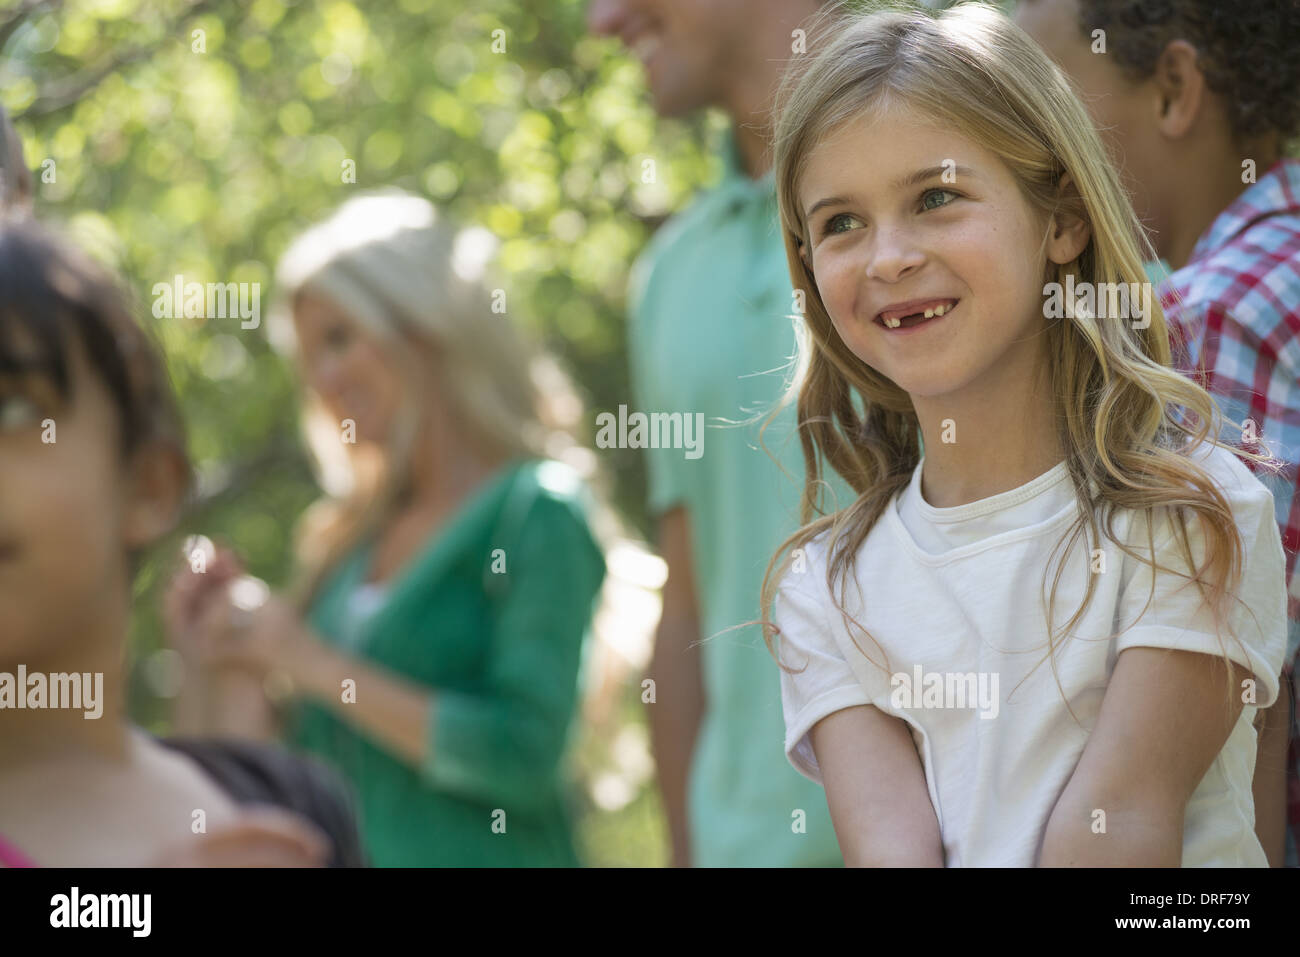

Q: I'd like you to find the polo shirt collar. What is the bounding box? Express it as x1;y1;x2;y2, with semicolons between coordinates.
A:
1188;157;1300;265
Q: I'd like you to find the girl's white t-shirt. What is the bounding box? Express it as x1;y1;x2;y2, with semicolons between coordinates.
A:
776;442;1288;867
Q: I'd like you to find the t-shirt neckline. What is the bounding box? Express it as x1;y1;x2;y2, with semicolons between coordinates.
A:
907;455;1072;524
887;455;1078;564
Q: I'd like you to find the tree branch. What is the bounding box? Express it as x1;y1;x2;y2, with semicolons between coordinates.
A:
19;0;224;119
183;430;313;520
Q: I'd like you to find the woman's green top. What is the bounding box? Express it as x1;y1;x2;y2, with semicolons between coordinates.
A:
287;458;606;867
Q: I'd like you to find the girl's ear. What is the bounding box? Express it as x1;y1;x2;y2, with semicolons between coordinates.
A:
1045;172;1091;266
122;442;190;550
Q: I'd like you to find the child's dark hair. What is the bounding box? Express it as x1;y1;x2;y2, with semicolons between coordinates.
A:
0;218;193;502
1074;0;1300;143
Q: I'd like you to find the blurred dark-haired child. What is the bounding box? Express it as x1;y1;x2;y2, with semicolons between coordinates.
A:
1016;0;1300;866
0;217;364;866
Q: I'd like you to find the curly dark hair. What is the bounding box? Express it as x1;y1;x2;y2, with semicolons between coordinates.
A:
1074;0;1300;143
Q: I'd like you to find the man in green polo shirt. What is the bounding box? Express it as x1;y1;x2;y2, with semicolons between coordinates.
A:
588;0;845;866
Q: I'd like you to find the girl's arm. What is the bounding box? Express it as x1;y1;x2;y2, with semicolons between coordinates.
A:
810;704;944;867
1037;646;1248;866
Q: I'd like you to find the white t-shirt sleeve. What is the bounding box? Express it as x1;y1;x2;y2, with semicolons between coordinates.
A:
1115;448;1288;708
774;559;873;785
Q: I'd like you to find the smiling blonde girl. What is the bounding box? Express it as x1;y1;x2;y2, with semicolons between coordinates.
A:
761;2;1288;867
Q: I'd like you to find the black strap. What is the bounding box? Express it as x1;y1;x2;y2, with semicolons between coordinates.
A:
159;736;368;867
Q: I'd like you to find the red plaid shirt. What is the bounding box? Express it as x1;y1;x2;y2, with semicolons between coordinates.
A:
1158;157;1300;865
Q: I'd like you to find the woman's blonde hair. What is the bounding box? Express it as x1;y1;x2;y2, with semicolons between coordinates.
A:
271;190;592;607
759;1;1280;718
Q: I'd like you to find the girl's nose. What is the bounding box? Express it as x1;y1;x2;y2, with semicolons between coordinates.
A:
863;226;925;284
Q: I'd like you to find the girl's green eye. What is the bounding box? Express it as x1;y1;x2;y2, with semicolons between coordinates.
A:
921;188;957;211
823;213;857;236
0;394;42;432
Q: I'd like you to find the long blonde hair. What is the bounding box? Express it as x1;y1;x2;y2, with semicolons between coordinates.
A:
759;2;1280;717
271;190;592;607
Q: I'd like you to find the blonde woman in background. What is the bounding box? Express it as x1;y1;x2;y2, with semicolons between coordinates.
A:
166;190;607;867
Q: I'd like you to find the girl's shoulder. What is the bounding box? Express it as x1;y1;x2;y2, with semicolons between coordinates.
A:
1160;438;1277;526
1115;439;1279;557
1181;438;1273;498
159;736;367;867
774;525;857;611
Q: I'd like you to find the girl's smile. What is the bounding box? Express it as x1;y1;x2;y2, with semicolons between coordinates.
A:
874;297;960;331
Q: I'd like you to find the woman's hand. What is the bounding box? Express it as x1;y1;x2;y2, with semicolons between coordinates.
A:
164;538;313;680
163;539;264;735
162;537;244;660
198;586;315;681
